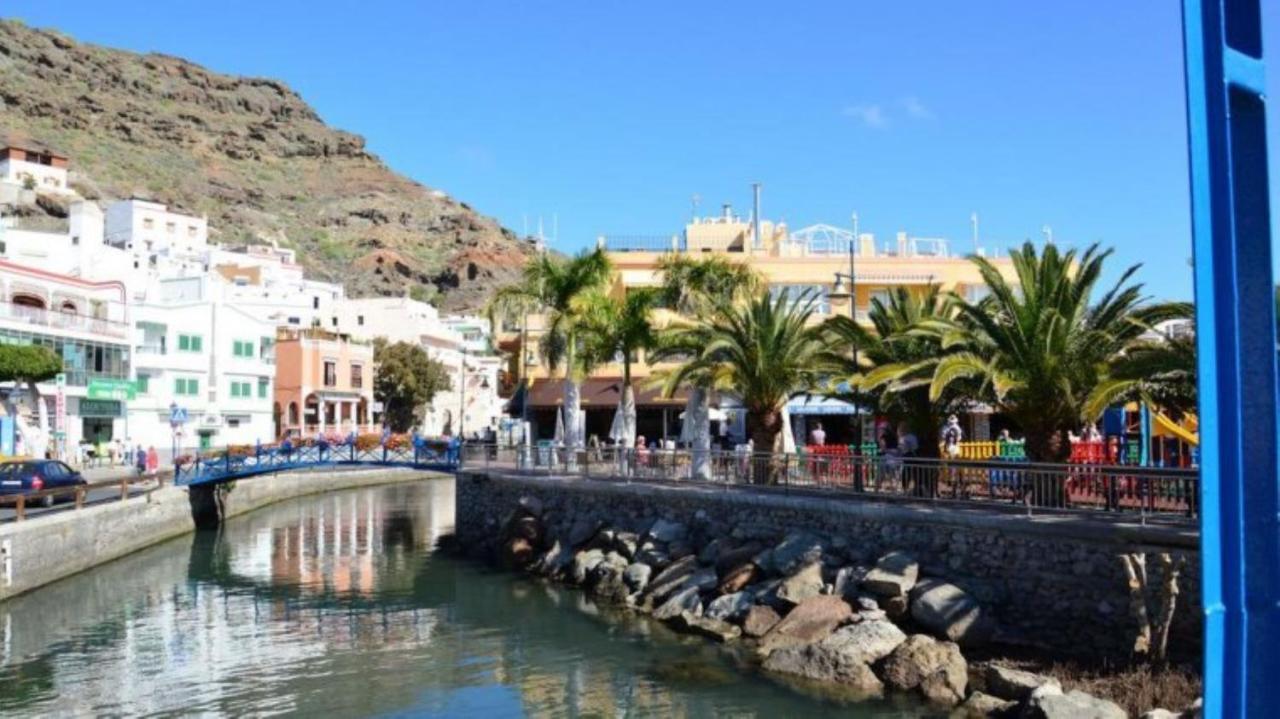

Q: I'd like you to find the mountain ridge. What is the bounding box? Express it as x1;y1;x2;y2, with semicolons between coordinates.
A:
0;19;536;311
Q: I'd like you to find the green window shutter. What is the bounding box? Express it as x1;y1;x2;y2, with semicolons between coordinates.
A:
230;382;239;398
258;378;269;398
192;336;202;352
178;335;190;352
190;378;199;395
136;375;149;394
174;377;184;395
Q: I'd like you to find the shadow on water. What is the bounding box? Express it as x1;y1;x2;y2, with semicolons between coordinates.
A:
0;479;929;717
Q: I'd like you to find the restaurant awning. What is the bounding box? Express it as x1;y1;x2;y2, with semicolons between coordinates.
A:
526;378;690;408
786;394;861;415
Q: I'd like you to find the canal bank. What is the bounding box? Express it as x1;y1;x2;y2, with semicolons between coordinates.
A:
0;467;442;602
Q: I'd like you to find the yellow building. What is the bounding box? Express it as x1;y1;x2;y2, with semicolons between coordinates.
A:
503;206;1016;446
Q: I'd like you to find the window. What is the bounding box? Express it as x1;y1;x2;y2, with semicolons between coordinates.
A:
174;377;199;396
258;377;269;399
331;317;337;327
232;339;255;358
177;334;203;352
166;221;176;234
136;374;150;395
769;284;831;315
312;296;320;310
287;316;300;325
350;364;363;389
323;360;337;387
187;225;197;237
143;218;154;230
260;337;274;360
357;315;364;326
229;380;252;398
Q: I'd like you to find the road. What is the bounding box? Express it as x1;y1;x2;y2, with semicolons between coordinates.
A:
0;465;172;523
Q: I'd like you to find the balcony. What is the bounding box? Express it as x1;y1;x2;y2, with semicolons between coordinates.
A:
599;235;685;253
0;300;130;340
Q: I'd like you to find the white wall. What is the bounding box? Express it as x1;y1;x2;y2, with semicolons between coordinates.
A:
0;158;71;195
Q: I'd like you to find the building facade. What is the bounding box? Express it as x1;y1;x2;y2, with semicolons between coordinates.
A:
0;141;72;196
273;327;376;439
504;207;1018;446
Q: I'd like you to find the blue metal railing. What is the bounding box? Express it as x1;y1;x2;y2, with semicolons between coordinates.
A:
173;437;462;486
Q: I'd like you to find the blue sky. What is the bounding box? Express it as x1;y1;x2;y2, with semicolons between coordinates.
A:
7;1;1280;300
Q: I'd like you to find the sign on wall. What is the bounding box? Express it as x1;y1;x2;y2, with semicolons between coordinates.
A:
87;378;136;401
78;399;123;418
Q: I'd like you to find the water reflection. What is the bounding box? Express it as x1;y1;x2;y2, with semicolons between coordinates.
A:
0;480;921;717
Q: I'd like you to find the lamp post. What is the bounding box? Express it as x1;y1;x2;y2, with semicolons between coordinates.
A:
829;220;862;465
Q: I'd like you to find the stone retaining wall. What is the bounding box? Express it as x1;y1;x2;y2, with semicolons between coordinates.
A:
0;467;440;602
455;471;1201;660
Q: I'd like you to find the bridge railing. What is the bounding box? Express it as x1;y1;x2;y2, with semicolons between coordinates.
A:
174;438;461;486
460;444;1199;523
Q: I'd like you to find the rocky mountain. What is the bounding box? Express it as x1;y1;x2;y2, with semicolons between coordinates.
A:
0;19;536;311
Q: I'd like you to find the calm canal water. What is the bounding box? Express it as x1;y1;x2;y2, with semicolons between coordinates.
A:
0;479;928;717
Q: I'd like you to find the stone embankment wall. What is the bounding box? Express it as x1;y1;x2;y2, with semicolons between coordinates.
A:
455;471;1201;660
0;468;440;602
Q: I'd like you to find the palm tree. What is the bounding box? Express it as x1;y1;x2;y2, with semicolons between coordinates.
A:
821;285;965;457
920;242;1180;462
488;248;612;449
649;254;761;477
1083;304;1197;421
658;288;832;481
580;287;659;447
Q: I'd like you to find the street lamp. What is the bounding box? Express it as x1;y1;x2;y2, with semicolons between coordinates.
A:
829;218;862;451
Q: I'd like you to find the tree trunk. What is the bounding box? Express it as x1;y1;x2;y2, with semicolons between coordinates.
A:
562;379;582;450
1153;553;1186;663
1121;553;1152;657
28;380;49;459
1023;424;1069;463
748;408;782;485
689;386;711;480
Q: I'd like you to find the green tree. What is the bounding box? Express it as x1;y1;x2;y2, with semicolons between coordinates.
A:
0;344;61;455
659;289;831;478
580;287;658;446
1083;304;1198;421
822;285;966;457
487;248;612;448
373;339;452;433
920;242;1180;461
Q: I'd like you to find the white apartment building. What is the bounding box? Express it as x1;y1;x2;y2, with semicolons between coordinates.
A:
130;275;277;454
209;244;347;329
105;198;209;259
0;141;73;196
335;296;504;437
0;258;132;459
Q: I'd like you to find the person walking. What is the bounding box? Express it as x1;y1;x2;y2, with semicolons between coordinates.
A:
809;422;826;447
134;443;147;478
145;446;159;482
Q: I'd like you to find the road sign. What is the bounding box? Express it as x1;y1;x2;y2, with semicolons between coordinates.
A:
87;378;136;401
169;405;188;427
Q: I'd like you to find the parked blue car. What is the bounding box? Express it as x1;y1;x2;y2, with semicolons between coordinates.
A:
0;460;87;508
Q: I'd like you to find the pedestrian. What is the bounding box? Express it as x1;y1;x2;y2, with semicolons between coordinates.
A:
898;422;919;457
135;443;147;477
809;421;826;447
942;415;963;459
145;445;159;480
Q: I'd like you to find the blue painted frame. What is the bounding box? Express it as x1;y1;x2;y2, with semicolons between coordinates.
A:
1182;1;1279;716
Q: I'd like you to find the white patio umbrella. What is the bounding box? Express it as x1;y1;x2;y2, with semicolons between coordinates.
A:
553;406;565;445
780;405;797;454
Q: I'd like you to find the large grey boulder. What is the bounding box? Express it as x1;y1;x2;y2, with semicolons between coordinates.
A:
861;551;920;597
644;555;701;602
588;553;631;602
705;591;755;622
623;562;652;594
653;585;703;621
757;595;853;654
879;634;968;707
818;619;908;665
910;579;992;645
983;665;1061;702
568;517;604;547
646;518;688;544
763;532;827;576
776;561;825;606
715;542;763;574
670;611;741;642
613;532;639;560
570;549;606;585
762;643;884;699
1027;688;1127;719
831;565;867;599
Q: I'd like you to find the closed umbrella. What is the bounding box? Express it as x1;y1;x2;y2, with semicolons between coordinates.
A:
609;384;636;446
554;407;565;445
780;405;796;454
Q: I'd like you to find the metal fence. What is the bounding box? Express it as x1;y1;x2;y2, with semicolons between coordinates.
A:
459;444;1199;523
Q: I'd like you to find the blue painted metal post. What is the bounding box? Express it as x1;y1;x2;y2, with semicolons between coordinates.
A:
1182;1;1280;716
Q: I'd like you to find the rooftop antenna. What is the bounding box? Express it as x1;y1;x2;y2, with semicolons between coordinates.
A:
970;212;980;252
691;193;701;221
851;211;859;253
752;182;762;249
1042;224;1053;244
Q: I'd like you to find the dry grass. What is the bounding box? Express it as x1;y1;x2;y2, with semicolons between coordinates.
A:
967;647;1201;717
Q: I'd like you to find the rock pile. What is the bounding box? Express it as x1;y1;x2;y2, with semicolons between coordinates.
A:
482;500;1133;716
